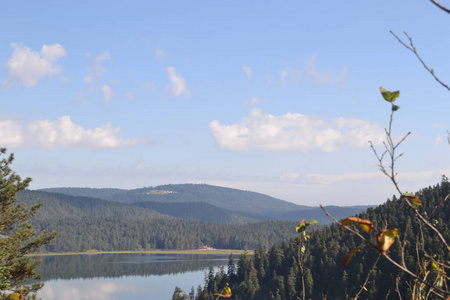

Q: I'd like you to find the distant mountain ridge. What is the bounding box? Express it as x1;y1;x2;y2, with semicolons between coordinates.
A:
40;184;305;215
38;184;373;223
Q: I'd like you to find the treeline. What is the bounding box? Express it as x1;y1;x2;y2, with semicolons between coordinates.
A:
33;218;298;252
189;181;450;300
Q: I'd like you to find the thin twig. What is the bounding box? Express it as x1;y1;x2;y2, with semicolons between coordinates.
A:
390;30;450;92
352;254;381;300
395;276;403;300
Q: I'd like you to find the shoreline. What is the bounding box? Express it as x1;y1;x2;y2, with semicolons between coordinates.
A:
36;249;253;256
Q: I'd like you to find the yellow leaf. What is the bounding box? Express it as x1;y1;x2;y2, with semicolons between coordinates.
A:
342;217;374;234
376;228;398;254
341;248;360;267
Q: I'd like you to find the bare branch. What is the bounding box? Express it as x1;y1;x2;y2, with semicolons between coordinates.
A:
430;0;450;14
390;30;450;92
352;255;381;300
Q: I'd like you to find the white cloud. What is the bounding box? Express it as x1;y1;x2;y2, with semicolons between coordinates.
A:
0;120;23;146
84;51;111;83
0;116;146;149
242;97;265;107
101;85;113;104
209;108;384;152
304;54;347;84
155;49;167;60
242;64;253;78
165;67;190;97
3;43;66;87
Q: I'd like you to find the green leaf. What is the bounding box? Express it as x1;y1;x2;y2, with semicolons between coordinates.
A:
392;104;400;111
307;219;318;226
296;219;319;233
380;87;400;103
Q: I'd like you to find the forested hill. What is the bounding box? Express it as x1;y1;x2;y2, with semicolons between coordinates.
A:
192;180;450;300
39;184;306;215
39;184;372;221
18;186;376;253
18;190;172;221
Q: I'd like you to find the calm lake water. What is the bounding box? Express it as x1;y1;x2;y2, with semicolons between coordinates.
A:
35;253;231;300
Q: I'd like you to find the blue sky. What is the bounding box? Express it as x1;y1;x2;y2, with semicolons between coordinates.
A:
1;1;449;206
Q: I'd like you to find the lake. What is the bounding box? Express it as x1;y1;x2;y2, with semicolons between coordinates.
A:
35;253;233;300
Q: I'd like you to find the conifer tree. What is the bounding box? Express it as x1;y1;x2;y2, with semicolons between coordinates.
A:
0;148;56;299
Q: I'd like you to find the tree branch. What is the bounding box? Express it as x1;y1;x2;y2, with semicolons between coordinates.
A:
390;30;450;92
429;0;450;14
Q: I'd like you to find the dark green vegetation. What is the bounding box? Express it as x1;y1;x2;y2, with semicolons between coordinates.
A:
0;149;56;299
17;184;370;253
191;181;450;300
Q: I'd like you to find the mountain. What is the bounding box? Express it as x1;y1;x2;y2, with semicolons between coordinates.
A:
40;184;306;215
39;184;371;222
18;190;172;221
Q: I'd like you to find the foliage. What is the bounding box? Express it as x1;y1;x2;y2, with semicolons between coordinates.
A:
0;149;56;299
190;181;449;300
322;88;449;299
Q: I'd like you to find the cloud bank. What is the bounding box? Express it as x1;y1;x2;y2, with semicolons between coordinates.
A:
0;116;145;149
209;108;384;152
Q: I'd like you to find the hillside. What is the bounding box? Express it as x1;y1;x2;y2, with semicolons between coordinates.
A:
40;184;307;215
194;180;450;300
132;201;265;224
24;185;380;253
18;190;299;251
39;184;371;223
18;190;172;221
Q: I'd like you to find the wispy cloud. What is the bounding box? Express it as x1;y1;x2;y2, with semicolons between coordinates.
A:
126;92;138;100
3;43;66;87
304;54;347;85
242;64;253;78
242;97;266;107
101;85;113;105
84;51;111;83
209;108;384;152
0;116;146;149
165;67;190;97
155;49;167;60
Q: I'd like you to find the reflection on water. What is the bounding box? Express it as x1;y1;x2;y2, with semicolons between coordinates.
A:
37;253;229;280
36;253;231;300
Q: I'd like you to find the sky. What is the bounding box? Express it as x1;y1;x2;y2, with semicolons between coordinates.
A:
1;1;449;206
